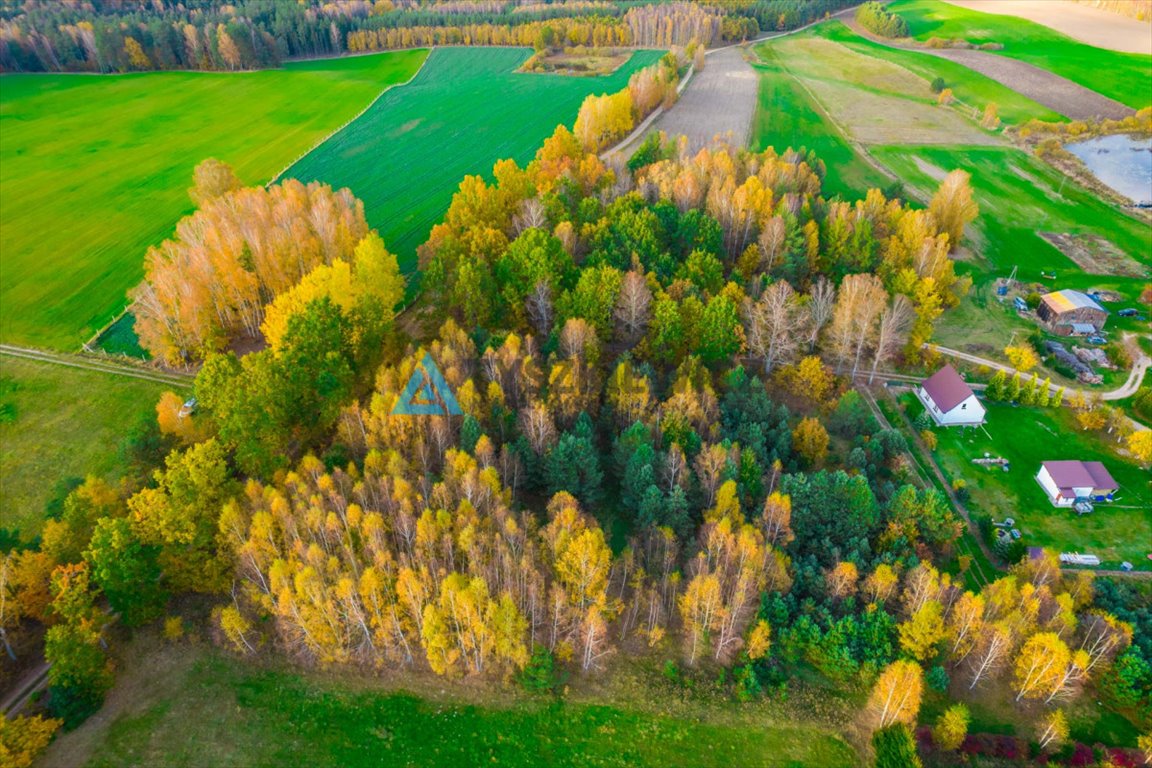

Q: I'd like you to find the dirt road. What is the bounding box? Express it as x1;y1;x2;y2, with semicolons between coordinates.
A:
642;47;759;153
943;0;1152;55
0;344;192;387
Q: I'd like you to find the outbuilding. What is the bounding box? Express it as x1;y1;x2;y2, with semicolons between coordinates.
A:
1036;460;1118;507
1036;290;1109;335
916;364;986;427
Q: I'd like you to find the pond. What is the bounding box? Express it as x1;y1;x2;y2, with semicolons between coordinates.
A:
1065;133;1152;205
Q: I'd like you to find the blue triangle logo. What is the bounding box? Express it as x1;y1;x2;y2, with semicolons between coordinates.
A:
392;353;463;416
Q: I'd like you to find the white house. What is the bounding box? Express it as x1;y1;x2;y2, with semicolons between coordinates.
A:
1036;460;1118;507
916;364;985;426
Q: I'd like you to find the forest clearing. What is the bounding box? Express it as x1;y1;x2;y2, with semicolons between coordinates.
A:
39;631;859;768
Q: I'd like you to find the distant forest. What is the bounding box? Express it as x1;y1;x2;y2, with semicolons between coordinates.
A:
0;0;851;73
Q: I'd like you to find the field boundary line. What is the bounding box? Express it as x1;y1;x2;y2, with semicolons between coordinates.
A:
267;49;435;186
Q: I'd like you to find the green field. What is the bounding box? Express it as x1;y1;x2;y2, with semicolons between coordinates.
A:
817;22;1062;125
0;49;428;350
43;640;859;768
904;395;1152;569
285;47;667;273
751;41;889;199
890;0;1152;109
872;145;1152;280
0;357;178;538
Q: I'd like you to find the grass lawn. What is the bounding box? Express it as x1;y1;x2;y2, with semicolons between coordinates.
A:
0;49;428;350
816;21;1062;125
0;357;179;540
750;41;890;199
889;0;1152;109
284;47;666;276
44;637;860;768
905;395;1152;569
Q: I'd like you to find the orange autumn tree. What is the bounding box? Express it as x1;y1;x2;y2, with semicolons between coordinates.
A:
133;170;369;364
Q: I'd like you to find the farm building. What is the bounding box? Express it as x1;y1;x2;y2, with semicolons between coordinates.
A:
1036;290;1108;335
916;364;986;426
1036;460;1117;507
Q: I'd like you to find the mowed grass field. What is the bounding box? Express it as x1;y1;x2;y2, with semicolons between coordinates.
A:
890;0;1152;108
750;42;889;200
901;395;1152;569
285;47;667;272
0;49;428;350
0;357;178;538
43;640;859;768
758;28;1000;149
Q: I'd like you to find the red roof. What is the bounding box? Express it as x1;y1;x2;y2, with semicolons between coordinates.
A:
1042;460;1117;492
920;364;975;413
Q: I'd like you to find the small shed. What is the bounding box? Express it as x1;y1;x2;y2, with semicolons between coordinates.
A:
1036;290;1109;335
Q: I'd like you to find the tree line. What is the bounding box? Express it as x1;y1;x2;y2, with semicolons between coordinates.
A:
572;50;685;152
0;0;853;73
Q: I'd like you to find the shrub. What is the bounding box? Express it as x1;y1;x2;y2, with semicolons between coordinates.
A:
164;616;185;641
519;646;564;695
872;723;923;767
926;665;950;692
1105;341;1132;370
929;76;945;93
1131;386;1152;422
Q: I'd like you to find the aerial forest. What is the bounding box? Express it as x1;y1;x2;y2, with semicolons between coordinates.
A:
2;40;1150;767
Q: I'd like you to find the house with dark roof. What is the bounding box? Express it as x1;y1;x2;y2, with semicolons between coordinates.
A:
916;364;985;426
1036;460;1118;507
